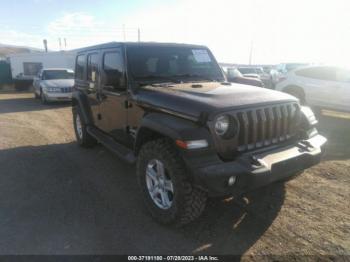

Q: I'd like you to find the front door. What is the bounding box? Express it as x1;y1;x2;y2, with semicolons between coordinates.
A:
98;47;130;146
298;66;336;108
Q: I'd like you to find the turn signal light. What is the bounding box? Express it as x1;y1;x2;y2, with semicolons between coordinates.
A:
175;139;208;149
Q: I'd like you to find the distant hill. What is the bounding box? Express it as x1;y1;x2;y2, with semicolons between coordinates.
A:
0;43;43;58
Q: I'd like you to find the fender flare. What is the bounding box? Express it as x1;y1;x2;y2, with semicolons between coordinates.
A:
134;112;212;153
72;91;94;125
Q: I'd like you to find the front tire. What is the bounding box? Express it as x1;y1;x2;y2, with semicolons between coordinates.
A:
137;138;207;226
73;106;97;147
40;90;48;104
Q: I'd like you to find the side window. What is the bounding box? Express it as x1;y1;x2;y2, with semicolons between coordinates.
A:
87;53;99;82
102;50;125;90
76;55;85;80
295;67;336;81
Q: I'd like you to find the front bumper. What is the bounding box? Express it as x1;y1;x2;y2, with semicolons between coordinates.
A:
188;134;327;196
44;92;72;101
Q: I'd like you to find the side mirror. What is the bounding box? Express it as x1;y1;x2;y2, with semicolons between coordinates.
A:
226;71;237;79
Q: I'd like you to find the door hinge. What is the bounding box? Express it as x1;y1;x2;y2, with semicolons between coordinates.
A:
124;100;132;109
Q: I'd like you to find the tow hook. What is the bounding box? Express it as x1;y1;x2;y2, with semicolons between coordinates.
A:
298;140;314;152
251;156;265;168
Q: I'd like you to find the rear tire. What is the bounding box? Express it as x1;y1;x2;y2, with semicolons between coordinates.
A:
137;138;207;226
73;106;97;148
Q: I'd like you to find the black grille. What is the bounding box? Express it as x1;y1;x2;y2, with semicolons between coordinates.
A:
61;87;72;93
236;103;300;152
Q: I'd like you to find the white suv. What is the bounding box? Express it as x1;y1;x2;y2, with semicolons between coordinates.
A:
276;66;350;113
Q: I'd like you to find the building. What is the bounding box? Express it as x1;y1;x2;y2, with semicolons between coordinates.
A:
7;51;76;80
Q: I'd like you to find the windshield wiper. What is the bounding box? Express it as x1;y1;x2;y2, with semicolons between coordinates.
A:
134;74;181;83
134;75;183;86
171;74;218;82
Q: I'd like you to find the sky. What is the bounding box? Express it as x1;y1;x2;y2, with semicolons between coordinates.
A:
0;0;350;66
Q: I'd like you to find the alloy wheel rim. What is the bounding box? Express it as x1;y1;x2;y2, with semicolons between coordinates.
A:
145;159;174;210
75;114;83;139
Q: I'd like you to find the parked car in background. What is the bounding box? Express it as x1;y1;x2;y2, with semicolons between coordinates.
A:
33;68;74;104
276;63;309;74
272;63;310;90
269;68;280;87
262;66;273;74
72;42;326;226
226;67;264;87
237;67;260;79
275;65;350;113
237;66;272;88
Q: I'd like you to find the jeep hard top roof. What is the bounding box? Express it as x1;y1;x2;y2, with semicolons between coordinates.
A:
76;42;208;54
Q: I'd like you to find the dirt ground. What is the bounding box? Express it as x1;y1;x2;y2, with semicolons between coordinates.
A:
0;92;349;259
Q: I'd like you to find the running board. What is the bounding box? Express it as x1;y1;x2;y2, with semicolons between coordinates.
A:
87;126;136;164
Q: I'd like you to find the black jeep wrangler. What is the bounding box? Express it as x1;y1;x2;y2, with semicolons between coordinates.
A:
72;42;327;225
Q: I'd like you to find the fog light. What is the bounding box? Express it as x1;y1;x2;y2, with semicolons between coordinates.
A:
228;176;236;186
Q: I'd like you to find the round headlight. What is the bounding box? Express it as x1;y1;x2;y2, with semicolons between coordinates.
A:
215;115;230;136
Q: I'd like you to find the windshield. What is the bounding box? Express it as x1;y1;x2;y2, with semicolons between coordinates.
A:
43;70;74;80
238;68;257;74
127;46;224;83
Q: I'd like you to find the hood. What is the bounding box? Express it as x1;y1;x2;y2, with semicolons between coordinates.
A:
136;82;298;121
41;79;74;88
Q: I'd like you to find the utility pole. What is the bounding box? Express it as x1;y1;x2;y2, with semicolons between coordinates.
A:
138;28;141;42
58;38;62;50
43;39;48;52
64;38;67;49
249;39;254;65
122;24;126;41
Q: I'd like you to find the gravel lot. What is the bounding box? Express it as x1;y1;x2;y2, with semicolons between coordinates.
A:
0;92;349;258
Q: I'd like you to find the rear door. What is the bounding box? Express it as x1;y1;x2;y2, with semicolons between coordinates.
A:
75;52;102;127
98;47;130;146
86;52;102;127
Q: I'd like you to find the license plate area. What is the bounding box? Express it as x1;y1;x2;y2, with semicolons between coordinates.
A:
271;155;307;175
